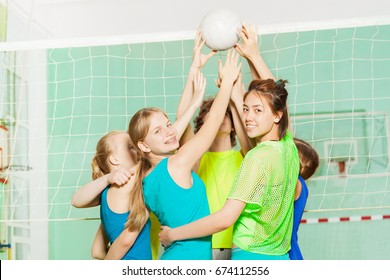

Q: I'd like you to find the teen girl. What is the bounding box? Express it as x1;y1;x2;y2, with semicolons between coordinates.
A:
128;50;241;259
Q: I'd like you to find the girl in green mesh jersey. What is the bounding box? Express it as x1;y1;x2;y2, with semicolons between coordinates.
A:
159;24;300;260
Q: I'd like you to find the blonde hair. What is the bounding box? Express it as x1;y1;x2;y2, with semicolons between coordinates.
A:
126;107;167;232
91;130;132;180
92;130;142;231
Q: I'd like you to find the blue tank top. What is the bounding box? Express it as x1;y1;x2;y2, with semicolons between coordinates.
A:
289;176;308;260
143;157;212;260
100;186;152;260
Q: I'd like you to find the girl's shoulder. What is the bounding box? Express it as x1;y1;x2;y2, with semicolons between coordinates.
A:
143;158;168;182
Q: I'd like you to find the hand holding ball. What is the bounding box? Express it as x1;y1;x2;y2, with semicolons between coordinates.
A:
199;9;242;51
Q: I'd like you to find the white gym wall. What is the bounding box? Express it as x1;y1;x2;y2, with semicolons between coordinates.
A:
4;0;390;42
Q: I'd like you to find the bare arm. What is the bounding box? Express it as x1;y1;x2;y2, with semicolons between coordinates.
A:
104;214;148;260
247;59;261;80
91;223;109;260
172;50;241;172
230;74;253;155
159;199;245;247
71;168;133;208
235;23;275;80
176;31;216;146
177;31;216;120
172;71;206;141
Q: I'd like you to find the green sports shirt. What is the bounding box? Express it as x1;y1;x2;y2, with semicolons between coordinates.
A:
228;131;299;255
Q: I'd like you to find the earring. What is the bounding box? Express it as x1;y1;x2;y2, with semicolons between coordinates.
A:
274;118;280;123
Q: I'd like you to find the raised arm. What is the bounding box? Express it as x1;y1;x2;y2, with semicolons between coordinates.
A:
177;31;216;119
235;23;275;80
71;168;133;208
172;50;241;172
172;71;206;141
230;73;254;155
176;31;216;145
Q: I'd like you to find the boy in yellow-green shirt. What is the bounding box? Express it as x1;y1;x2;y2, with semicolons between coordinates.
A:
193;90;250;259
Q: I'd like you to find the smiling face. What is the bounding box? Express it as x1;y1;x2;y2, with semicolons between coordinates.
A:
140;111;179;156
243;91;282;143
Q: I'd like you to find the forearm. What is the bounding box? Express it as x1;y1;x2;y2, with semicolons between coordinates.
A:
174;101;199;140
230;102;252;155
169;211;230;242
176;66;197;119
247;58;260;80
71;175;109;208
91;224;109;260
104;228;140;260
247;54;275;80
160;199;245;247
184;79;234;160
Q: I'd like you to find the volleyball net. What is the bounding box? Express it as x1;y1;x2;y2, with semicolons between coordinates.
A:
1;19;390;259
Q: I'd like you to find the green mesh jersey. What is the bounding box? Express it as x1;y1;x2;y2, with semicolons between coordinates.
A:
228;131;299;255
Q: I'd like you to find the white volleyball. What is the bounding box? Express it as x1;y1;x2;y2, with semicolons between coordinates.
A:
199;9;242;51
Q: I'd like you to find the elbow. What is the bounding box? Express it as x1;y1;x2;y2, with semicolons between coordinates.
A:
218;219;233;231
215;211;235;231
118;229;135;248
71;199;80;208
71;197;83;208
218;204;239;230
91;248;106;260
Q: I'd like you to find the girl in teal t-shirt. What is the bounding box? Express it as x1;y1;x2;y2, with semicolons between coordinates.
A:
128;49;241;259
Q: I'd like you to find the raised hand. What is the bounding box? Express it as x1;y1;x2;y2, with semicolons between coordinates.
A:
235;23;259;60
192;31;217;70
219;49;242;86
106;168;134;186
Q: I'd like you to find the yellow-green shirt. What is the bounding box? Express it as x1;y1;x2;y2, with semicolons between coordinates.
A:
228;131;299;255
149;212;161;260
198;150;243;249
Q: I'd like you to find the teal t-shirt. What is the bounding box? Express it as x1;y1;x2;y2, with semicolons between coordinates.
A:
143;157;212;260
100;186;152;260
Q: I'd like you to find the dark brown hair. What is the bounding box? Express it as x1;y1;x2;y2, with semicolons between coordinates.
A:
194;98;237;147
294;138;320;180
244;79;289;140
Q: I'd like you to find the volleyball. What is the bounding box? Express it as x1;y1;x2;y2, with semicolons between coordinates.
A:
199;9;242;51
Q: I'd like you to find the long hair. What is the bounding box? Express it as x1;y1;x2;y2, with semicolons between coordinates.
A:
244;79;289;139
126;107;166;231
194;98;237;147
91;130;129;180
